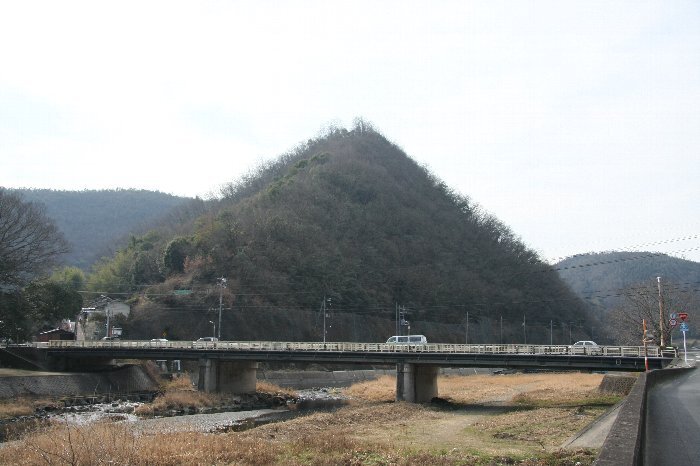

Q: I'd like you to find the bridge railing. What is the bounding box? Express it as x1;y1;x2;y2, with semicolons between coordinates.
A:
43;340;674;358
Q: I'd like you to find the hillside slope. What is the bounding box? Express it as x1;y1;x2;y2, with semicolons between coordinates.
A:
109;125;596;344
12;189;194;270
556;251;700;310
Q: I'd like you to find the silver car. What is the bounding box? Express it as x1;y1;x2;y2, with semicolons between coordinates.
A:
569;340;601;355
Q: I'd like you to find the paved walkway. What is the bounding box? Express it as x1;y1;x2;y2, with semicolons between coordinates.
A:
561;401;622;449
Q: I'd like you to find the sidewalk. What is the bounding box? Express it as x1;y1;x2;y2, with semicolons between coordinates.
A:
561;401;623;449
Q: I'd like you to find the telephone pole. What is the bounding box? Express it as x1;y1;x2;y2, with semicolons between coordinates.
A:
550;320;553;346
657;276;666;347
217;277;226;340
321;296;331;343
465;311;469;344
499;315;503;344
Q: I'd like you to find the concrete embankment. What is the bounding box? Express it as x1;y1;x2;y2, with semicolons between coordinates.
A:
0;366;159;399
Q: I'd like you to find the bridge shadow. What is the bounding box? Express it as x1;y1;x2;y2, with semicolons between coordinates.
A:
428;397;530;415
427;396;617;414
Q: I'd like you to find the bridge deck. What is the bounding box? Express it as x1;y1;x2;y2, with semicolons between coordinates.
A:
41;341;675;372
43;340;672;356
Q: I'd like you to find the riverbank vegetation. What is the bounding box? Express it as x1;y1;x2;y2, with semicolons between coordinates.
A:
133;376;298;417
0;372;618;465
0;397;44;419
134;375;221;416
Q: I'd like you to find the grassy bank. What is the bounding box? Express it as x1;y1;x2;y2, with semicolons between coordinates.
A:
0;372;620;465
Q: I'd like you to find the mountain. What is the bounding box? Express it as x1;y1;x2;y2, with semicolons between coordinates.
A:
10;189;196;270
555;251;700;310
97;123;597;344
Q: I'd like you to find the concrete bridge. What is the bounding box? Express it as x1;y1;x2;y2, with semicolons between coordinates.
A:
39;340;675;402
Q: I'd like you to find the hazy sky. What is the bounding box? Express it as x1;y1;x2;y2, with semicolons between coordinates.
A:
1;1;699;263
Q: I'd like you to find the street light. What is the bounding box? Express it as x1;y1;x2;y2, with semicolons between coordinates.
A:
209;321;216;339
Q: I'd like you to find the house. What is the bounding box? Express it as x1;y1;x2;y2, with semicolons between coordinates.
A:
92;295;131;318
76;296;130;340
36;328;75;342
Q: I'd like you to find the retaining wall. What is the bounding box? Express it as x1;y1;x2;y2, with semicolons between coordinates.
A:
599;373;637;395
0;365;159;399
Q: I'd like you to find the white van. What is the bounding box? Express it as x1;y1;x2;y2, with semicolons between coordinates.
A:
386;335;427;344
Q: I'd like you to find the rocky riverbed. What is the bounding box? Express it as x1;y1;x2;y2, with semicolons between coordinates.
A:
0;387;349;442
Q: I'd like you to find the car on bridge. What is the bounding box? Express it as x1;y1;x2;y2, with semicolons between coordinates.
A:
196;337;218;342
569;340;601;354
386;335;428;344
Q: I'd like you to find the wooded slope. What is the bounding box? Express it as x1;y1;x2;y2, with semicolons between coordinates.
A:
108;125;595;344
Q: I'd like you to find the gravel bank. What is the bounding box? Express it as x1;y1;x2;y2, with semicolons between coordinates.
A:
131;409;292;434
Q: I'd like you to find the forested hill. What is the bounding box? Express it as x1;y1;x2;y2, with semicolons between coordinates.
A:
555;251;700;309
101;124;597;344
11;189;195;270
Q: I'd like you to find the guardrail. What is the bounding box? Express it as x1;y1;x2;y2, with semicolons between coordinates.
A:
42;340;675;358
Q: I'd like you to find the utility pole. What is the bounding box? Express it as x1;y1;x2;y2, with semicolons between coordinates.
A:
398;306;408;337
105;305;111;338
499;315;503;344
465;311;469;344
643;319;650;371
522;314;527;344
550;320;553;346
217;277;226;340
395;303;399;337
657;276;666;347
321;296;331;343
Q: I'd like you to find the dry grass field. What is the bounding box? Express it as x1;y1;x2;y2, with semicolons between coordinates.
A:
0;372;619;465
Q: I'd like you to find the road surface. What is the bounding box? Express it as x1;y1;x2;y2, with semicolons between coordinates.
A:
644;359;699;466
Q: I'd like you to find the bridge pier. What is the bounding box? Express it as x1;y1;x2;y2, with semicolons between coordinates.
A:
197;359;258;394
396;363;439;402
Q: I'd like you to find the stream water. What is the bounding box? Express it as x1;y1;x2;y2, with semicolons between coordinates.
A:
0;388;349;441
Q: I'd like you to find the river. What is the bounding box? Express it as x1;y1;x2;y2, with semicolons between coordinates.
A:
1;388;348;440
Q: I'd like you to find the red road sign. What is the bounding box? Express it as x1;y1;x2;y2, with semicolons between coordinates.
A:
669;318;678;327
679;312;688;321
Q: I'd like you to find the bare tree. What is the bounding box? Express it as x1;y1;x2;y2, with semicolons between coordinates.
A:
0;189;69;289
606;279;698;346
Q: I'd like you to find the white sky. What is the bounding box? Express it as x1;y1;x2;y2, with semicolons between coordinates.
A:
1;1;699;263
